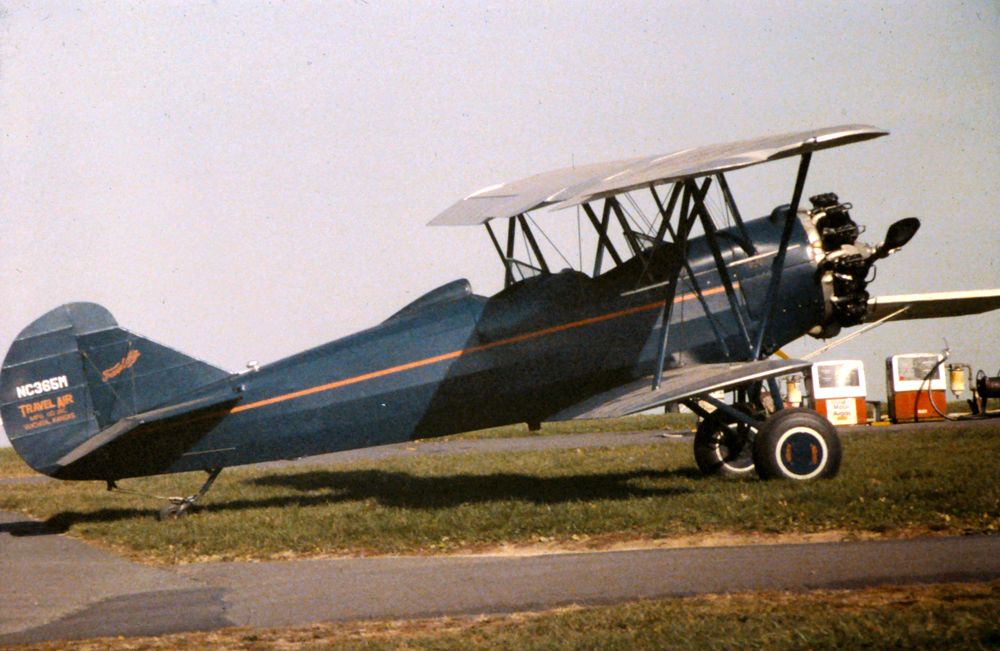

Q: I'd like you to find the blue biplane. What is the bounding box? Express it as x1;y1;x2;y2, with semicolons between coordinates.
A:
3;125;999;518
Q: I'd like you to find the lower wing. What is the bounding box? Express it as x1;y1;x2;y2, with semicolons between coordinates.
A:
548;359;811;421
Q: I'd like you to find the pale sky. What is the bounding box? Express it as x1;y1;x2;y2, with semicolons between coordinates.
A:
2;1;998;446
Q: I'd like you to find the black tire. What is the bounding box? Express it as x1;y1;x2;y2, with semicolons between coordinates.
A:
693;408;758;479
752;408;842;480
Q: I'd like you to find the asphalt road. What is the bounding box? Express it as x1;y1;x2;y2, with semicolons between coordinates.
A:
2;420;999;645
2;512;998;645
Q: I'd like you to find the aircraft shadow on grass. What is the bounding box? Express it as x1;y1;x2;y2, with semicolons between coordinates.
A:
246;466;701;508
1;466;700;536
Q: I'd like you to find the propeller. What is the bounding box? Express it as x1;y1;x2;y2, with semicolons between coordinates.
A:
871;217;920;262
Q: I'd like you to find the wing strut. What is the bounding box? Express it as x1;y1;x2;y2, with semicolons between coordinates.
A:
687;178;756;355
582;201;623;275
650;189;700;389
484;221;510;285
648;183;734;390
653;183;683;243
505;217;517;286
750;152;812;408
517;214;550;275
485;214;553;288
650;180;739;389
752;152;812;359
649;183;730;360
608;196;643;257
716;173;757;256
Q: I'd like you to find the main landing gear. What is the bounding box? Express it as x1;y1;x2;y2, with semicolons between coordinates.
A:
107;468;223;521
692;403;842;481
753;408;842;480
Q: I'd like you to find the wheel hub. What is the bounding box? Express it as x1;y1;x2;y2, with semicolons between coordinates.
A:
773;427;829;479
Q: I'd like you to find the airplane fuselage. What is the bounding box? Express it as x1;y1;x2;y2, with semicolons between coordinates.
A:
54;210;827;480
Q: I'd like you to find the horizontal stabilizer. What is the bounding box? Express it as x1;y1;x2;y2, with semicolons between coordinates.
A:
549;358;812;421
865;289;1000;322
51;386;241;479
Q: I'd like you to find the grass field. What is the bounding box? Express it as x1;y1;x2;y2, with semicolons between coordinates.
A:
0;447;35;478
17;582;1000;650
1;424;997;563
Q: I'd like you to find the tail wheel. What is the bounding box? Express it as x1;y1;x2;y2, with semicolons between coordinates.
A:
693;404;759;479
752;408;842;480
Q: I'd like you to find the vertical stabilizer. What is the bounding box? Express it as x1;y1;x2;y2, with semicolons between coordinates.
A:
0;303;229;476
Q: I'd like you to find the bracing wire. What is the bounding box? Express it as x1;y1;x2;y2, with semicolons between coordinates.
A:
624;192;655;234
617;198;649;254
574;153;583;273
719;183;732;229
704;187;720;228
617;196;643;234
708;183;731;230
521;225;533;268
527;214;573;270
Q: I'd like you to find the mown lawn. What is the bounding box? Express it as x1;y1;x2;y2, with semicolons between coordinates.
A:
0;424;997;563
18;582;1000;651
0;447;34;477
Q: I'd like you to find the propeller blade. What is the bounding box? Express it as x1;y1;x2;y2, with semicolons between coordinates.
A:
874;217;920;260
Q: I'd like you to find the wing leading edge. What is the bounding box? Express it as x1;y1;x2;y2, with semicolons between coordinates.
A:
548;358;812;421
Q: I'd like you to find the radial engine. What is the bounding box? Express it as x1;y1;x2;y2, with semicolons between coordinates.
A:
804;192;920;338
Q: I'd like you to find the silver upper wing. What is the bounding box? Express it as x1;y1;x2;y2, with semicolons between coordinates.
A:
431;124;887;226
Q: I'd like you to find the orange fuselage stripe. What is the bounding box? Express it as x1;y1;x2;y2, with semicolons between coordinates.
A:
230;284;733;414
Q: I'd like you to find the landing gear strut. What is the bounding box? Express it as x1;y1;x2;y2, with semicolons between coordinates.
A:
106;467;223;521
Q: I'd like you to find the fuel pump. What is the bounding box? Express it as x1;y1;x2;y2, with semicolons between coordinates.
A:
806;360;868;425
886;353;947;423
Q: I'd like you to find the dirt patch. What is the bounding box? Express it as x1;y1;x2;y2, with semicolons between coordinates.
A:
173;527;967;564
444;529;927;558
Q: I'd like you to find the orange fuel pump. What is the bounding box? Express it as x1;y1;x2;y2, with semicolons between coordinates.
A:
886;353;947;423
